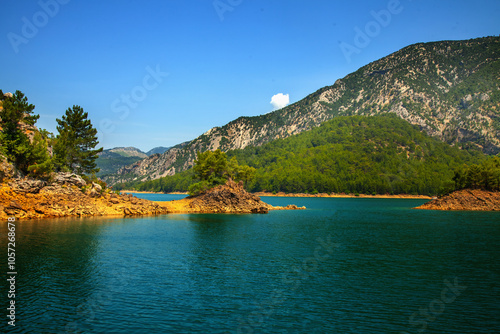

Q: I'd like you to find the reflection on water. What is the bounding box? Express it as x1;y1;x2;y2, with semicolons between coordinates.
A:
0;198;499;333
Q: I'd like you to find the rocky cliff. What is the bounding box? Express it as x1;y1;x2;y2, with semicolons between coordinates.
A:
105;36;500;186
415;189;500;211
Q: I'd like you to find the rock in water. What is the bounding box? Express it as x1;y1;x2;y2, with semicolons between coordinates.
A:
188;179;275;214
415;189;500;211
160;179;306;214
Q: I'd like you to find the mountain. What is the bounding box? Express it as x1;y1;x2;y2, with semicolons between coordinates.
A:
96;147;173;177
104;36;500;186
103;147;148;158
96;147;147;177
146;146;171;156
114;115;485;195
229;114;485;195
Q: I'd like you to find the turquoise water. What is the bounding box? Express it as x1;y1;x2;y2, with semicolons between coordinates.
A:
1;196;499;333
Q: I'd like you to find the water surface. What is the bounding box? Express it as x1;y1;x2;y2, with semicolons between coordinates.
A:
1;196;499;333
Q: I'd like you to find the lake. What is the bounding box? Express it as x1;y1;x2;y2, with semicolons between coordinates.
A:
1;196;499;333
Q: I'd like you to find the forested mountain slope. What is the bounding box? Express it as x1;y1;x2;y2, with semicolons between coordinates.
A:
115;115;486;196
105;36;499;186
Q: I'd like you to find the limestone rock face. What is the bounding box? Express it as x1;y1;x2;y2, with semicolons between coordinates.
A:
0;157;23;182
104;37;500;187
54;172;87;187
11;178;46;193
415;189;500;211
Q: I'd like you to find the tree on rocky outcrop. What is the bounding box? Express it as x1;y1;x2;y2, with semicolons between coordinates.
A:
26;132;53;177
54;105;103;175
0;90;52;175
189;149;255;195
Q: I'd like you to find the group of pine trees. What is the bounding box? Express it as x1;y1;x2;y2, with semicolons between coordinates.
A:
452;157;500;191
188;149;255;195
0;90;102;178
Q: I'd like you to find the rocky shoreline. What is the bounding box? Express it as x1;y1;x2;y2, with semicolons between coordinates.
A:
121;190;431;199
415;189;500;211
253;192;432;199
0;173;169;220
0;175;304;220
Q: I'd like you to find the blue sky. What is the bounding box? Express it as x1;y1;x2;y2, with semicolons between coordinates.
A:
1;0;499;152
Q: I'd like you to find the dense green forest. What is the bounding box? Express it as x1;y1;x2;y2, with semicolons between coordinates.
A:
452;156;500;191
114;115;488;196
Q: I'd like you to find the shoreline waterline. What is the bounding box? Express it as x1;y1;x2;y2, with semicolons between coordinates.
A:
121;190;432;200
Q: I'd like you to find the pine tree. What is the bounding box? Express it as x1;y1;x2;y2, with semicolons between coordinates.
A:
54;105;103;175
0;90;50;174
27;132;53;177
192;149;230;186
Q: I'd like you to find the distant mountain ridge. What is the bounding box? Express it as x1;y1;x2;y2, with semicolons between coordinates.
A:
103;147;147;158
96;146;171;177
104;36;500;186
146;146;170;156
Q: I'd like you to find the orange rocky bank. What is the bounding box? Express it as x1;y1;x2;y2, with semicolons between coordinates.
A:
0;171;304;220
160;178;305;214
0;172;168;220
415;189;500;211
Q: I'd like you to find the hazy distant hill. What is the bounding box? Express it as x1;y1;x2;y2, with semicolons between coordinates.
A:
96;146;173;177
146;146;170;156
104;36;500;186
96;147;146;177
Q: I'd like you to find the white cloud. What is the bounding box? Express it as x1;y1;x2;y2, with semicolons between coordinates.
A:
270;93;290;110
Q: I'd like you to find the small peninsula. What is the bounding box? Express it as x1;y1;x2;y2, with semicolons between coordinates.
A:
415;189;500;211
0;172;169;220
416;157;500;211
